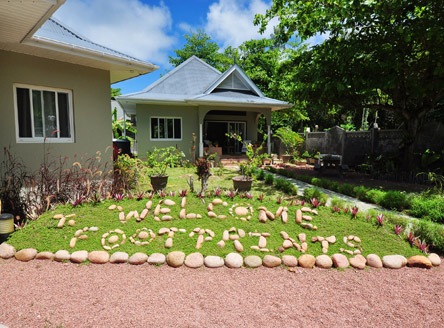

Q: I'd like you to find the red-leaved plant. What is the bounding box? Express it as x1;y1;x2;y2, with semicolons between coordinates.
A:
277;197;282;204
258;194;264;202
214;187;221;197
136;192;144;201
179;190;188;197
376;213;384;226
227;190;236;199
246;192;253;199
351;206;359;218
113;193;124;202
311;198;320;208
394;225;403;235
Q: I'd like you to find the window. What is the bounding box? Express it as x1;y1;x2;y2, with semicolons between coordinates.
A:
150;117;182;140
14;84;74;142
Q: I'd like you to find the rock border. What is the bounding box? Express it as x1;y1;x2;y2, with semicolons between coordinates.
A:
1;243;440;270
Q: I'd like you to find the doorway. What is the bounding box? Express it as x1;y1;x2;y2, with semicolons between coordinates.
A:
205;121;246;154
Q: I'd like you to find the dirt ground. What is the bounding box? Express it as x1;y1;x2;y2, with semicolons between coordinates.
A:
1;259;443;328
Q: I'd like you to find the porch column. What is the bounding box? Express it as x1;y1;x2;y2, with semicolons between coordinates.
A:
199;123;204;157
267;125;271;155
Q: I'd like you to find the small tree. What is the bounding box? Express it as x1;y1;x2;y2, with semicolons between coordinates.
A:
273;127;304;160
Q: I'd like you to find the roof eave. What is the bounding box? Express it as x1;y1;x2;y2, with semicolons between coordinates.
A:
186;99;292;110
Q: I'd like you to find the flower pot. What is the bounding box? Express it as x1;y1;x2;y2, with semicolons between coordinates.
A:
282;154;292;163
150;175;168;192
232;176;253;192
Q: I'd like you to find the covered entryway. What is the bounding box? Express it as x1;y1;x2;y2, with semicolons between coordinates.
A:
204;120;246;154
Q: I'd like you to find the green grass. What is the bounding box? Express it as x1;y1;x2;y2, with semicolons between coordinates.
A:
140;166;281;196
7;191;422;259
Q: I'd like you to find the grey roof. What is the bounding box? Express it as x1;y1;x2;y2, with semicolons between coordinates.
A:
34;17;147;63
118;55;291;109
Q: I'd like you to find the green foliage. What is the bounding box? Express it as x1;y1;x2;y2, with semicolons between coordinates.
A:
114;155;146;191
303;187;328;204
353;186;368;200
111;88;121;99
411;220;444;254
169;30;232;72
264;173;274;185
274;178;298;195
410;195;444;223
256;0;444;170
273;127;304;157
146;147;185;176
256;169;265;180
338;183;355;196
112;108;136;143
227;133;268;179
379;191;409;211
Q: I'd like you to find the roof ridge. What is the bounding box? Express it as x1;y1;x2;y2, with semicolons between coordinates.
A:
141;55;222;93
46;17;146;63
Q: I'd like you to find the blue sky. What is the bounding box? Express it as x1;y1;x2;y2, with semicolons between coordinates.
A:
54;0;281;95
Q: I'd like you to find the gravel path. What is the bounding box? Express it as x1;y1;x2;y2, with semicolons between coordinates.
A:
1;259;443;328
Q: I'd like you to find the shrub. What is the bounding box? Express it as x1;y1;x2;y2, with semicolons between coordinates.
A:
379;190;408;210
364;189;385;204
256;169;265;180
303;187;328;204
274;178;298;195
353;185;368;200
265;173;274;185
338;183;355;196
410;195;444;223
330;197;346;209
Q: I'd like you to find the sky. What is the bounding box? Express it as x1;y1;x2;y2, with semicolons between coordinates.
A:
53;0;282;95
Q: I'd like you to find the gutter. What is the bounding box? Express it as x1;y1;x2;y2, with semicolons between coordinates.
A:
117;96;293;111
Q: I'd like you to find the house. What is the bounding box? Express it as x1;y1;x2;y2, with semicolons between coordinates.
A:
0;0;158;171
116;56;291;160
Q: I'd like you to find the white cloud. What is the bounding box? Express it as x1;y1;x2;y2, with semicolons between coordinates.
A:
53;0;176;65
204;0;277;48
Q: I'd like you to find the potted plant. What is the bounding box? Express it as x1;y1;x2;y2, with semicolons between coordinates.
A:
228;133;268;191
274;127;304;163
146;147;185;191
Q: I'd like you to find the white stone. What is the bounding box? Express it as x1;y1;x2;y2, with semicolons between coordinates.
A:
110;252;129;264
204;255;224;268
54;250;71;262
147;253;166;265
70;250;89;263
225;253;243;268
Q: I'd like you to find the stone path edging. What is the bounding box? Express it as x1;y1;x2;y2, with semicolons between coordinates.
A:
1;244;440;270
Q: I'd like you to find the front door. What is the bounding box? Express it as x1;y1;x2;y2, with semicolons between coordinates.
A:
228;122;246;153
205;121;246;154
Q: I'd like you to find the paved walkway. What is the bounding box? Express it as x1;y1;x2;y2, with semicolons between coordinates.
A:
267;171;414;218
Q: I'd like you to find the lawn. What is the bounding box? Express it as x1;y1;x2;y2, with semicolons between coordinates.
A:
7;184;422;259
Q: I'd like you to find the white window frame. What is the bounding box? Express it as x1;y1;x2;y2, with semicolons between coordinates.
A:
150;116;182;141
13;83;75;143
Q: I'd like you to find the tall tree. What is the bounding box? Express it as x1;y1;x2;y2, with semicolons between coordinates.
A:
169;30;232;72
255;0;444;169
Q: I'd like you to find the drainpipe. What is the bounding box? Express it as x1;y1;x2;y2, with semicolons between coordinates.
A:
123;108;127;138
199;123;203;157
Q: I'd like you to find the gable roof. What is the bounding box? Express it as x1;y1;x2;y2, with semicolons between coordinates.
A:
118;56;291;110
141;56;221;96
0;1;158;83
204;64;265;97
